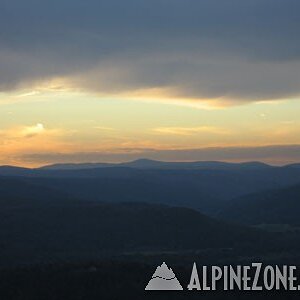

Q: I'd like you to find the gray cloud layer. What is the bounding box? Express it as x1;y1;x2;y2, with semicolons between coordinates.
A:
1;0;300;102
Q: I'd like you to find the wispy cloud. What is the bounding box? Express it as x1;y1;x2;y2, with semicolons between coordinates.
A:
0;123;66;144
0;123;64;139
93;126;116;131
153;126;230;136
16;91;41;98
20;123;45;138
0;124;71;166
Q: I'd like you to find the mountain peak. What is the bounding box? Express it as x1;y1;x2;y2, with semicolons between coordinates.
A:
122;159;162;167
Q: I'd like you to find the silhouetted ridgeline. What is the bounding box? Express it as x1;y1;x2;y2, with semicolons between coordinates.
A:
2;160;300;214
0;201;273;267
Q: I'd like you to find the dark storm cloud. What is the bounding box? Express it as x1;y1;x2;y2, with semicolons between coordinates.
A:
20;145;300;165
1;0;300;102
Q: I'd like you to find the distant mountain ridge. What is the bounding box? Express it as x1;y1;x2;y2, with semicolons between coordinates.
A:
2;160;300;214
38;159;273;170
3;159;299;174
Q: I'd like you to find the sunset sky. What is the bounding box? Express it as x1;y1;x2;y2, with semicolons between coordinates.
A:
1;0;300;167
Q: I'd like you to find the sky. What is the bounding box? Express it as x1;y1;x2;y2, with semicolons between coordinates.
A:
0;0;300;167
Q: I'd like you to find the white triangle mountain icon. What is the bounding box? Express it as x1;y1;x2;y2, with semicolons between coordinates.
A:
145;262;183;290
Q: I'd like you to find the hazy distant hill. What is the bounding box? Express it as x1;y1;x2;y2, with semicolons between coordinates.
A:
219;184;300;226
285;163;300;169
0;166;35;176
39;162;114;170
0;177;75;208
